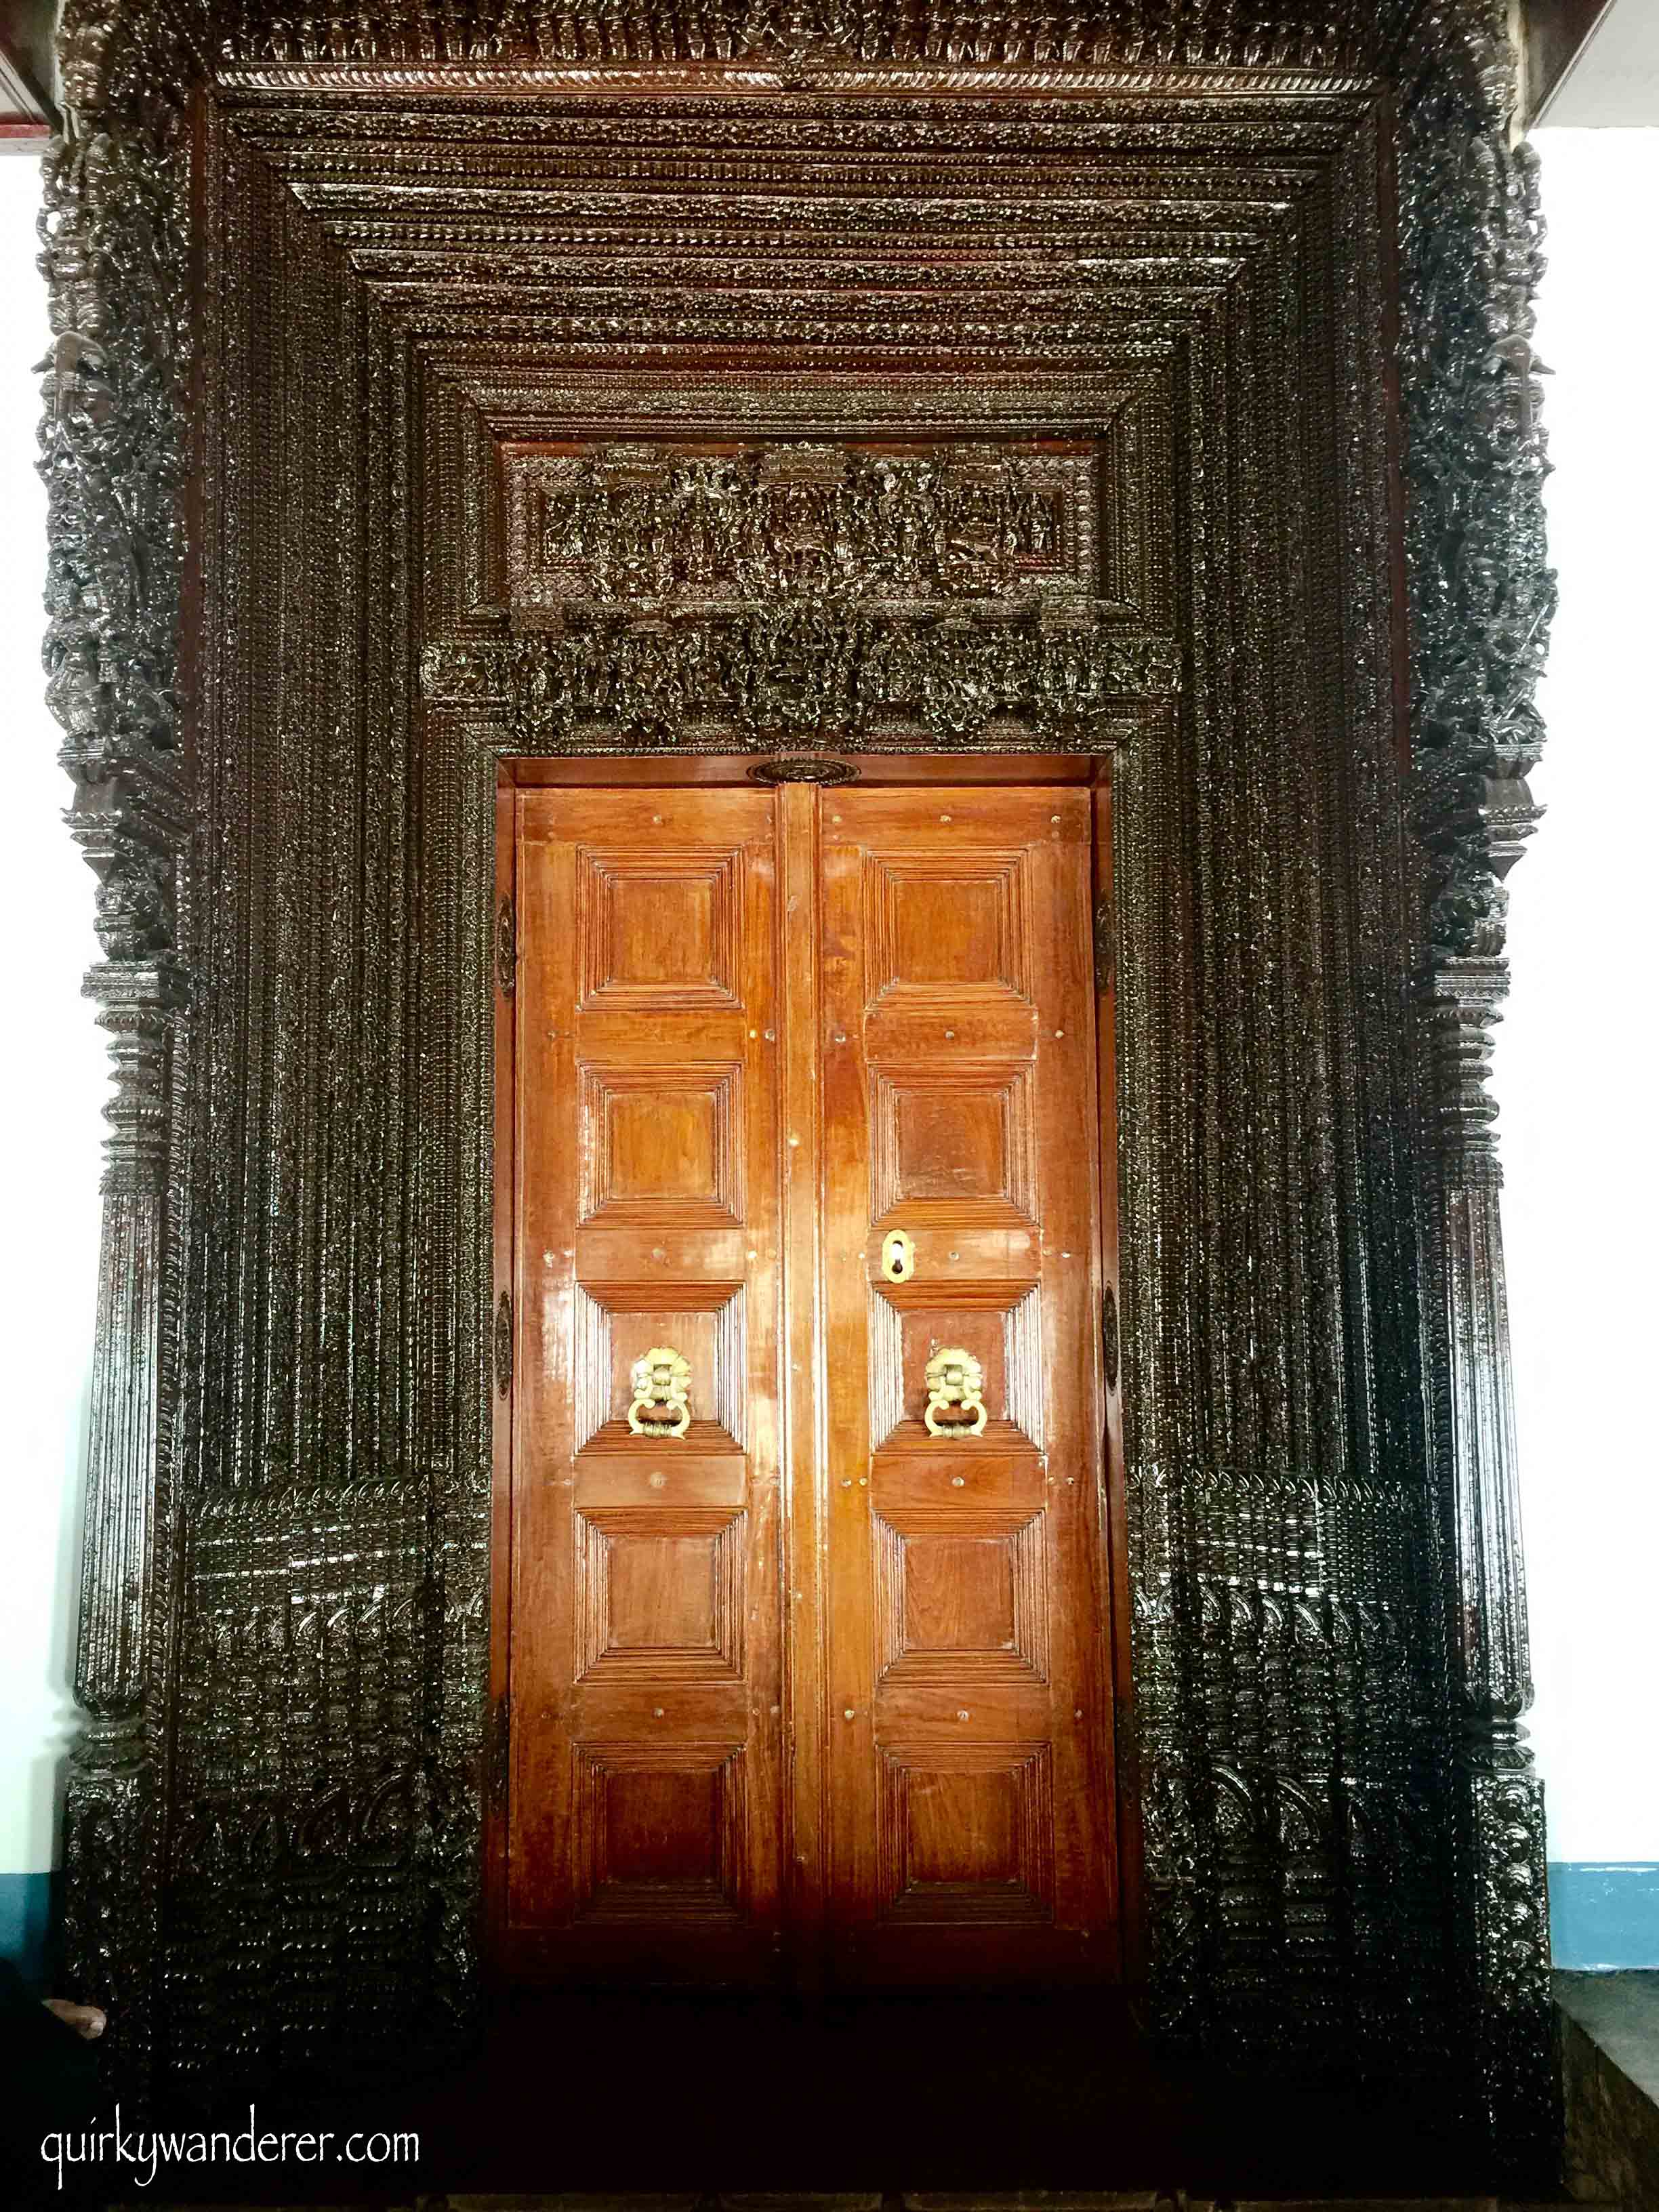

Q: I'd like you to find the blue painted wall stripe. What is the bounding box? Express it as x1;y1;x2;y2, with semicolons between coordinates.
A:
0;1871;56;1988
7;1860;1659;1986
1550;1860;1659;1970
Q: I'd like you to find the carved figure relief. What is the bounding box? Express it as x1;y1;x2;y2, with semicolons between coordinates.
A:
506;442;1093;621
426;615;1179;752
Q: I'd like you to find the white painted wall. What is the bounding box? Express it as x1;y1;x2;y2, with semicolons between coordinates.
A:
0;152;105;1894
1501;128;1659;1866
0;131;1651;1931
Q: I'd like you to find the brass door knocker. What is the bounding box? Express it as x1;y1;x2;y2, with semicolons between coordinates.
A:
627;1345;692;1437
923;1347;987;1437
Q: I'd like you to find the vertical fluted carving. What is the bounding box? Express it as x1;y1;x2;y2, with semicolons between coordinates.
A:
58;954;187;2092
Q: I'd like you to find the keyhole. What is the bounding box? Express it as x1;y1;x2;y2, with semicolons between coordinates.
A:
881;1229;915;1284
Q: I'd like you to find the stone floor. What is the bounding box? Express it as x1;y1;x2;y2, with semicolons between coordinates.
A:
16;1987;1607;2208
1557;1968;1659;2211
96;2197;1599;2212
106;1991;1490;2200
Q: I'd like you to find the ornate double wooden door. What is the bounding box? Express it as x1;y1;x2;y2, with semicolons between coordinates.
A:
495;769;1124;1988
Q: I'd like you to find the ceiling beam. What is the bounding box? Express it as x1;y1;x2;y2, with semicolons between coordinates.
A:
1523;0;1618;121
0;0;54;144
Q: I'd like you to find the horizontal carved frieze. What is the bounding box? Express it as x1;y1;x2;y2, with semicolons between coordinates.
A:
504;438;1099;623
423;607;1179;746
210;0;1408;74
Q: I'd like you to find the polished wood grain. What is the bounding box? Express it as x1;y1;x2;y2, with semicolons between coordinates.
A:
507;785;785;1980
1093;771;1141;1980
499;773;1122;1987
820;785;1119;1982
485;775;516;1965
778;781;830;1983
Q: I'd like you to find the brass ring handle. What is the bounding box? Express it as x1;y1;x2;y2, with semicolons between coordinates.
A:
627;1345;692;1438
924;1347;987;1438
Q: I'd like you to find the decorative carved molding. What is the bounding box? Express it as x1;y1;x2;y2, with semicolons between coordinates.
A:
34;0;1555;2177
1397;0;1557;2169
210;0;1404;73
424;617;1179;752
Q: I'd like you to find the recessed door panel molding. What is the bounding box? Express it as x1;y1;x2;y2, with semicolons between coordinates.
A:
864;848;1036;1007
575;846;746;1012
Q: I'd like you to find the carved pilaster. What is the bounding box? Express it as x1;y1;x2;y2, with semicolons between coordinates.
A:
1397;0;1557;2178
61;960;186;2090
1420;963;1553;2177
1425;966;1531;1723
39;9;195;2096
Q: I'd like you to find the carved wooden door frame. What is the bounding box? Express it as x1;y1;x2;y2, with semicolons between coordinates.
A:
37;0;1556;2176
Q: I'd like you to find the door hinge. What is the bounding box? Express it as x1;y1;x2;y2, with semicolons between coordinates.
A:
1102;1284;1120;1395
496;892;516;998
495;1288;512;1396
489;1692;510;1807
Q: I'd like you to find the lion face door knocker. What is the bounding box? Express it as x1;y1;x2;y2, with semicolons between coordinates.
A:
627;1345;693;1439
923;1346;988;1438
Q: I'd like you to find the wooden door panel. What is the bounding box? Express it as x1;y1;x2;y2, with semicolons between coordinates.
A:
501;772;1120;1990
820;786;1118;1982
508;786;784;1980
